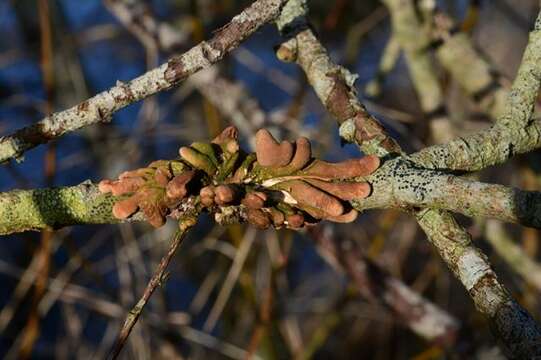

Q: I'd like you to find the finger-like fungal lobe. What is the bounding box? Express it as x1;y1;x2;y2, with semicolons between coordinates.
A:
255;129;294;167
242;192;267;209
246;208;271;229
200;186;216;207
166;171;196;200
212;125;240;154
98;126;380;229
214;185;238;205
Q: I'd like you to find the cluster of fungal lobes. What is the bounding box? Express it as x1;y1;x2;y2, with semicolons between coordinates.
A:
99;126;380;229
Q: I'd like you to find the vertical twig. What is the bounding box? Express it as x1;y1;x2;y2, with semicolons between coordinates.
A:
203;227;257;332
17;1;56;356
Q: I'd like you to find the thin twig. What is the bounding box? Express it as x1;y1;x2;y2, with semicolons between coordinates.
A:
309;225;459;343
203;227;257;332
107;215;199;360
485;219;541;291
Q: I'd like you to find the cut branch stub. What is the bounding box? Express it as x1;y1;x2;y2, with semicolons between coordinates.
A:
99;126;379;229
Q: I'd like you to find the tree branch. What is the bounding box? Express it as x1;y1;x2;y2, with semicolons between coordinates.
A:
410;14;541;172
431;11;508;119
310;225;459;344
485;219;541;292
103;0;190;53
103;0;274;148
4;154;541;237
0;0;286;163
275;0;401;157
0;182;133;234
2;1;541;355
416;209;541;355
381;0;445;115
355;158;541;229
276;1;541;356
88;4;464;344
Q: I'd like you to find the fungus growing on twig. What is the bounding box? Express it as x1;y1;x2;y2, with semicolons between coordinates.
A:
274;180;344;218
214;185;238;205
252;129;379;225
301;157;380;179
286;214;305;229
200;186;216;207
246;208;271;229
98;160;194;227
99;126;380;229
166;170;196;200
242;191;267;209
212;125;240;154
255;129;294;167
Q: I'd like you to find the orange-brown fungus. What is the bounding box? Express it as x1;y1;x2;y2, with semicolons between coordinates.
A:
214;185;238;205
99;125;380;229
242;192;266;209
326;209;359;223
99;159;191;228
277;180;344;218
112;196;139;220
255;129;294;167
251;130;379;225
302;156;380;179
286;214;305;228
166;171;196;200
304;179;371;201
212;125;239;154
246;208;271;229
287;137;312;171
269;208;285;226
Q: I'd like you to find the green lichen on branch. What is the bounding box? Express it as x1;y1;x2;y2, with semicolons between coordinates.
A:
0;182;124;235
276;1;541;355
351;158;541;229
411;12;541;172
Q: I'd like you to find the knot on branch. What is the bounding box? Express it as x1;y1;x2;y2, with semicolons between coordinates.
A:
99;126;380;229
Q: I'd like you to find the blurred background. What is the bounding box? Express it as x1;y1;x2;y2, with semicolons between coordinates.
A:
0;0;540;358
